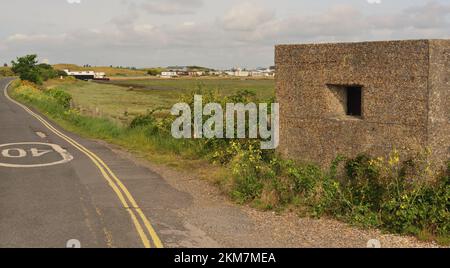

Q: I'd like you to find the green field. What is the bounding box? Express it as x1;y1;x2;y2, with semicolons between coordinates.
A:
45;78;275;124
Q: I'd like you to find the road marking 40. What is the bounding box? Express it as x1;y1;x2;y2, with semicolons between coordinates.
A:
0;142;73;168
1;148;52;158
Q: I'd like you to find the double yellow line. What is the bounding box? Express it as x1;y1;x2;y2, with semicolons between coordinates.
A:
4;81;163;248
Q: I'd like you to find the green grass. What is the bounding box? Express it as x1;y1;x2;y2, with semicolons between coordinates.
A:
44;78;275;125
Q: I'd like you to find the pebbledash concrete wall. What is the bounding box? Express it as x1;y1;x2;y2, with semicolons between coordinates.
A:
275;40;450;169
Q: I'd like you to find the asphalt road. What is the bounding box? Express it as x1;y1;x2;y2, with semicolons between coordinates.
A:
0;78;197;248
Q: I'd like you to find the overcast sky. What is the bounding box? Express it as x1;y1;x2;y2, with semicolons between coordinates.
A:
0;0;449;69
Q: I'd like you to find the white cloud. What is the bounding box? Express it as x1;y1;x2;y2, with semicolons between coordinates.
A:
367;0;382;4
133;24;156;34
371;1;450;30
219;1;450;44
6;33;69;43
221;2;275;31
67;0;81;4
219;5;367;44
141;0;203;15
182;22;196;27
7;34;53;42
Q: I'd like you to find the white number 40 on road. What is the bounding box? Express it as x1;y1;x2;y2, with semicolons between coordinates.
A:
0;142;74;168
1;148;53;158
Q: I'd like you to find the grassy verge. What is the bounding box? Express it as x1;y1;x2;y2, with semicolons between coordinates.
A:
10;80;450;245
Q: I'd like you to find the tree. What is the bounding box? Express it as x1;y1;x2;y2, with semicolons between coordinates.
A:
57;70;68;77
37;63;59;81
3;63;7;67
147;68;162;76
11;54;42;84
11;55;60;84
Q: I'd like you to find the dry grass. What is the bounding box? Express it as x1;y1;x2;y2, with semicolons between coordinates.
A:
53;64;148;77
0;66;14;77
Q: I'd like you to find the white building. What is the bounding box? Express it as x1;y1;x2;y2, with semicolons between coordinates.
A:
188;71;204;77
160;71;178;78
63;69;106;80
227;68;249;77
209;71;224;76
250;71;264;77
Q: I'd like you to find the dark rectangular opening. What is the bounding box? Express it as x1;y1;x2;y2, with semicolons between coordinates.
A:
346;86;362;117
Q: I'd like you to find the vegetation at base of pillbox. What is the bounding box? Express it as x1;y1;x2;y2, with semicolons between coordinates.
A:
11;55;64;85
230;149;449;242
10;77;450;245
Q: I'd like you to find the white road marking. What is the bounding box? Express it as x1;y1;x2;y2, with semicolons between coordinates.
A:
66;239;81;248
35;131;47;138
31;148;52;157
1;148;26;158
0;142;74;168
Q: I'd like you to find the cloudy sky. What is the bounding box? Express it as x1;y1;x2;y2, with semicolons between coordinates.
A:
0;0;449;69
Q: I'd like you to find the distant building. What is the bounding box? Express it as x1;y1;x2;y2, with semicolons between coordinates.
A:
188;71;204;77
63;69;107;80
160;71;178;78
94;72;107;79
250;70;264;77
209;71;224;76
253;67;275;77
176;71;189;76
167;66;188;72
226;68;249;77
225;67;275;78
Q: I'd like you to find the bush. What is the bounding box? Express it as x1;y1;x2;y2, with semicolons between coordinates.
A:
147;68;163;76
344;154;385;211
37;63;59;81
229;141;266;203
45;88;72;109
227;146;449;240
129;112;158;129
380;166;449;236
57;70;68;77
